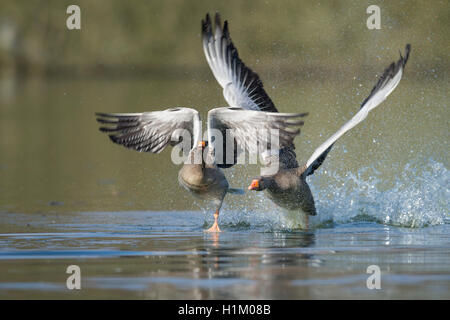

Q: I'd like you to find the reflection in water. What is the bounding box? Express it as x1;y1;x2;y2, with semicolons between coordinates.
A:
0;210;449;299
143;230;319;299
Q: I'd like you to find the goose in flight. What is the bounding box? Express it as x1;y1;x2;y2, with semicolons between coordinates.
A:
248;44;411;229
96;107;306;232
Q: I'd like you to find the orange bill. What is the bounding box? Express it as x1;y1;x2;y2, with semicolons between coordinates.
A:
248;179;259;190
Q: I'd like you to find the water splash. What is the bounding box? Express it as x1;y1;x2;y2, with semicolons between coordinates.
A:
219;158;448;230
310;158;449;228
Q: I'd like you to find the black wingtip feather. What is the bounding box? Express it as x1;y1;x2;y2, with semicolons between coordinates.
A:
201;13;209;32
223;20;229;38
99;127;115;133
403;44;411;67
215;12;221;28
96;118;119;124
359;44;411;109
95;112;120;118
202;13;212;39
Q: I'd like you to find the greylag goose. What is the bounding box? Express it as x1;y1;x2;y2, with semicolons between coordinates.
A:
96;107;306;232
248;44;411;229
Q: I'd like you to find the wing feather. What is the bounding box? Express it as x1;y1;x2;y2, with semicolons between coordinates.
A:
304;44;411;176
202;13;278;112
207;107;307;166
95;107;200;154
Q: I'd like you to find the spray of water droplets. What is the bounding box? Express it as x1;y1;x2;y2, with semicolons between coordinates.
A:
215;158;448;230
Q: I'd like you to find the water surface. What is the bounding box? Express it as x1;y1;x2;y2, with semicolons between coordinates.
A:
0;210;449;299
0;76;448;299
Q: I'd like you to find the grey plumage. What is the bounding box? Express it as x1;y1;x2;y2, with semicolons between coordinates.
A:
208;107;307;158
96;108;199;154
202;13;278;113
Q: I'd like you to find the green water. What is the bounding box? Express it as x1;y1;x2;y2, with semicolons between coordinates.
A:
0;75;448;299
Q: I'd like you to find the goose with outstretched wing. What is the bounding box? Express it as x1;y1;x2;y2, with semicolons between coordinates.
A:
248;45;411;229
96;107;306;232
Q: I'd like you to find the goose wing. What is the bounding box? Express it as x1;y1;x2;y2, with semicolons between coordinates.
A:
304;44;411;176
207;107;307;167
202;13;278;112
95;107;200;154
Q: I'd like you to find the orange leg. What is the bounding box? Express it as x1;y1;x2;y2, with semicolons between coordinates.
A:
206;210;221;232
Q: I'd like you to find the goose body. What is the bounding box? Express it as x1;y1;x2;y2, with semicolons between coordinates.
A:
264;167;316;215
178;149;229;202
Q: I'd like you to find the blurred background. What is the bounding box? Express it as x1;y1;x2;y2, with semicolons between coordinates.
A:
1;0;449;77
0;0;448;218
